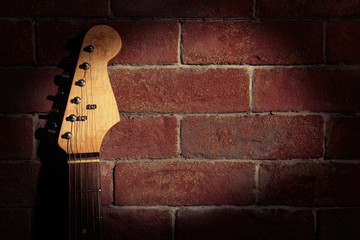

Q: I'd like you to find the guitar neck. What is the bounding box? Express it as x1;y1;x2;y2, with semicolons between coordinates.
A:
68;154;102;239
58;25;121;240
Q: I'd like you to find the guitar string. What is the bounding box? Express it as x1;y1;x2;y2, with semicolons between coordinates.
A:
87;54;95;240
86;46;93;239
78;98;84;240
79;99;86;240
83;60;90;240
70;122;77;240
91;50;102;239
89;48;99;239
83;44;95;239
75;104;81;239
67;138;71;240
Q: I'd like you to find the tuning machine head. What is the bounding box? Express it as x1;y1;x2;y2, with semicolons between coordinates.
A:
66;114;77;122
71;97;82;104
61;132;72;139
84;45;95;53
75;79;86;87
79;62;90;70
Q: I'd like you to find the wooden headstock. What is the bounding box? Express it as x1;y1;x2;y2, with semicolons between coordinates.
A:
58;25;122;154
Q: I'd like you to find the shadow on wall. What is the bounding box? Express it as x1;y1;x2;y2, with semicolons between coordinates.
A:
1;0;360;239
30;12;360;240
31;34;85;240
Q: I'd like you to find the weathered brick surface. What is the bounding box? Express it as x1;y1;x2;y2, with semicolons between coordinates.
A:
258;0;360;17
2;2;360;238
101;162;113;205
109;68;249;113
114;161;255;205
0;0;109;17
254;67;360;112
0;208;31;240
102;207;173;240
176;208;315;240
0;20;33;65
101;116;177;159
0;162;40;207
0;68;60;113
112;0;253;18
326;117;360;159
260;163;360;206
36;20;178;65
182;21;323;65
0;116;34;160
181;115;323;159
328;20;360;64
318;209;360;240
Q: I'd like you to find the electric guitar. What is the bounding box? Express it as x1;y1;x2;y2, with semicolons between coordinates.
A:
58;25;122;240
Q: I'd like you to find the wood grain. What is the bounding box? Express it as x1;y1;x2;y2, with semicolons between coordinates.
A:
58;25;122;154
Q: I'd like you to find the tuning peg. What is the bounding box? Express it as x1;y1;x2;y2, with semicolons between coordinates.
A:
79;62;90;70
54;73;71;85
61;132;73;139
51;109;60;114
58;57;76;70
46;122;58;135
47;95;56;101
84;45;94;53
48;122;58;130
39;109;61;120
49;109;63;117
75;79;86;87
71;97;82;104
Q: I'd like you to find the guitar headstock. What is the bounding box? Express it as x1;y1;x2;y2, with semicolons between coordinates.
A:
58;25;122;154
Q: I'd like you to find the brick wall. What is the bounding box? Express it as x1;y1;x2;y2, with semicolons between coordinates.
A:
1;0;360;239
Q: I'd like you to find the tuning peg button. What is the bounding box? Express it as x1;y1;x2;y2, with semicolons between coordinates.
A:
79;62;90;70
61;132;72;139
71;97;82;104
84;45;94;53
66;114;77;122
75;79;86;87
54;73;71;85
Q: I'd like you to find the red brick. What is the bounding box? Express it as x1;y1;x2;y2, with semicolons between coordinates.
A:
0;20;33;65
101;116;177;159
109;68;249;113
182;21;323;65
176;208;315;240
328;20;360;63
326;117;360;159
112;0;253;18
101;162;113;205
318;209;360;240
258;0;360;17
254;67;360;112
36;20;178;65
0;162;40;207
0;208;31;240
181;115;323;159
0;0;108;17
114;161;255;205
260;163;360;206
0;116;33;160
102;207;172;240
0;68;59;113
